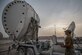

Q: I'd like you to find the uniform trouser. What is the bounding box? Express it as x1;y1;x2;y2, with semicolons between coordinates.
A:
65;48;76;55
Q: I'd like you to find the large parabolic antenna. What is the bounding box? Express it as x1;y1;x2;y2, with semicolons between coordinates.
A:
2;0;40;41
67;21;76;33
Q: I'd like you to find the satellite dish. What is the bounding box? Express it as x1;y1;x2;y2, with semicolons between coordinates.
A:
2;0;40;41
67;21;76;33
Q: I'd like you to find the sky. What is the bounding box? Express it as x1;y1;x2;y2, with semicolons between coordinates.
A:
0;0;82;37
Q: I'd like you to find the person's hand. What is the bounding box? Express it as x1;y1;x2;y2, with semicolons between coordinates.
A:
60;44;65;47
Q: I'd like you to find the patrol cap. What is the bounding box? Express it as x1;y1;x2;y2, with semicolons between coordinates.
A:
65;30;71;33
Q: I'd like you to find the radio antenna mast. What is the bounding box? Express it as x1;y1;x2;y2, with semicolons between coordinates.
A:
54;25;56;36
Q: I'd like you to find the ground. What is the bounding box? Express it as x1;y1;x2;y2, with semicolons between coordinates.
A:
0;40;82;55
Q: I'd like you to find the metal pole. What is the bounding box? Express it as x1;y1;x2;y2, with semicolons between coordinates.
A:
54;25;56;36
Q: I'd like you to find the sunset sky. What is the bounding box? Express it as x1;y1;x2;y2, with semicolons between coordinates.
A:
0;0;82;37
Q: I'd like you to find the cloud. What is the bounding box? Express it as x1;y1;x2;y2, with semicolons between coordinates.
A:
0;0;82;37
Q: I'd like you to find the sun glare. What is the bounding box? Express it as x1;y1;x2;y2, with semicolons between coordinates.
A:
41;23;67;36
43;23;67;29
56;24;66;28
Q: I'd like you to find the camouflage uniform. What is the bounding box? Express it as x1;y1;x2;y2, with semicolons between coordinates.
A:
65;48;75;55
65;36;76;55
